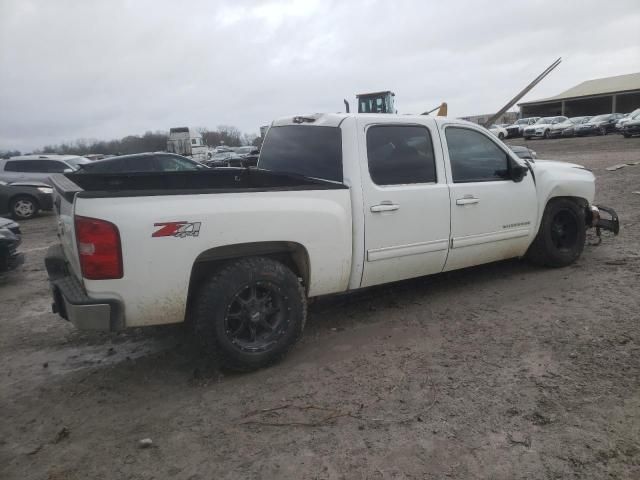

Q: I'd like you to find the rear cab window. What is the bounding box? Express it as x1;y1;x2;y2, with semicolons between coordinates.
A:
258;125;343;183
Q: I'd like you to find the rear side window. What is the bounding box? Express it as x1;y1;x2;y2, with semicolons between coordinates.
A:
366;125;436;185
258;126;343;182
154;155;201;171
4;160;27;172
445;127;509;183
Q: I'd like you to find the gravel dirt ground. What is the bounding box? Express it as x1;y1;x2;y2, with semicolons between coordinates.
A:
1;135;639;480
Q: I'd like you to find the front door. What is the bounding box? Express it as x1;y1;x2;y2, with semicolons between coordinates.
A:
440;125;538;271
358;119;451;288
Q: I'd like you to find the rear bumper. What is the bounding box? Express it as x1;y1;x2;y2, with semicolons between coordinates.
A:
45;244;123;331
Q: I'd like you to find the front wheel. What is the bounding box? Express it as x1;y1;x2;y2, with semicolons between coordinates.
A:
543;129;551;139
526;199;586;268
600;127;607;136
498;132;505;140
623;133;632;138
10;195;39;220
192;257;306;371
524;136;531;141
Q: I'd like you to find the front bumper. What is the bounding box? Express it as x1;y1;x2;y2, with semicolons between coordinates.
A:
0;225;23;272
623;125;640;135
38;193;54;211
588;205;620;235
45;244;123;331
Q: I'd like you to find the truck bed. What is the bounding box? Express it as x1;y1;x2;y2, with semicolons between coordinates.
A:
54;168;346;201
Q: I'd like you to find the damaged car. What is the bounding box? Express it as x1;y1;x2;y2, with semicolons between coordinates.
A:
0;217;24;273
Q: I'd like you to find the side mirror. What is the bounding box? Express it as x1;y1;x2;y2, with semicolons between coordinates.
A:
511;163;528;182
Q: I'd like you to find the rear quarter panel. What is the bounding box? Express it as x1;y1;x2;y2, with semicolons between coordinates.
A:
75;189;352;327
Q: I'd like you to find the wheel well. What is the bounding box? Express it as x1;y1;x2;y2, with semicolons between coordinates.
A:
185;242;310;319
545;195;590;223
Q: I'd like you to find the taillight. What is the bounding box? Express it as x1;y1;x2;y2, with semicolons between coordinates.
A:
74;215;123;280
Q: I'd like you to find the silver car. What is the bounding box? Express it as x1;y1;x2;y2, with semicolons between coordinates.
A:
0;155;91;185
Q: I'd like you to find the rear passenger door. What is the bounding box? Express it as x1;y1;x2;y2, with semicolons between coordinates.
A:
441;125;537;271
358;119;451;287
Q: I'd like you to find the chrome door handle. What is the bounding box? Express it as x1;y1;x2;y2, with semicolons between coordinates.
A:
371;204;399;213
456;197;479;205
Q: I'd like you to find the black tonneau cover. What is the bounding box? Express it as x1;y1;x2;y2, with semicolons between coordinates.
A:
56;168;346;201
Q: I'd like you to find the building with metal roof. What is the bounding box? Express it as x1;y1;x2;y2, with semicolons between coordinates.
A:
518;72;640;117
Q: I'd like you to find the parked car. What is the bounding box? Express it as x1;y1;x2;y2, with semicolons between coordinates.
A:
574;113;625;136
75;153;208;174
488;124;508;140
505;117;540;138
509;145;537;161
206;152;245;168
615;108;640;132
549;116;591;138
236;146;260;157
0;180;53;220
523;116;568;139
621;117;640;138
561;116;592;137
46;113;619;371
0;217;23;273
0;155;91;185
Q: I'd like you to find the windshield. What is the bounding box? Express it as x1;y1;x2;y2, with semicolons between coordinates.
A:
536;117;554;124
65;157;92;169
629;109;640;119
590;114;610;122
515;119;529;125
237;146;253;154
259;125;343;182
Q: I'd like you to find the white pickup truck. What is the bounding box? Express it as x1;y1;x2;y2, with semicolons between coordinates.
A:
46;113;619;370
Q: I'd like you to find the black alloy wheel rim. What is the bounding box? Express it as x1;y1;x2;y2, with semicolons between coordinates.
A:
224;281;287;353
550;210;579;251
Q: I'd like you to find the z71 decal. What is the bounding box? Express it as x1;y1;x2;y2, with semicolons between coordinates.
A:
152;221;202;238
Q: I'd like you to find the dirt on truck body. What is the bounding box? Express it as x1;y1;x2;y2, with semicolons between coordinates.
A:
1;135;639;479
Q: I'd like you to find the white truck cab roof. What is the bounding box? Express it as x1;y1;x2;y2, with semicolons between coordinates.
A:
271;113;476;128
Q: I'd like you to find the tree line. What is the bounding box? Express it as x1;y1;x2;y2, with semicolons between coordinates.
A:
26;126;260;157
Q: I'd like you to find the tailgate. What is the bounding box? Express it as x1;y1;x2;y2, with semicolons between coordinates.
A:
50;174;83;279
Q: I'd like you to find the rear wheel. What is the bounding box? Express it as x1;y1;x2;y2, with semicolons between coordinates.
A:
498;132;505;140
10;195;39;220
524;136;531;140
600;127;607;136
527;199;586;267
623;133;632;138
543;129;551;139
192;257;306;371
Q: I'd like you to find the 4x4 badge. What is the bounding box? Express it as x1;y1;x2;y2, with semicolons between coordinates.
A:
152;221;201;238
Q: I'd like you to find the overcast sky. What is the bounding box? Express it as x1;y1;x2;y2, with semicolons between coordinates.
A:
1;0;639;152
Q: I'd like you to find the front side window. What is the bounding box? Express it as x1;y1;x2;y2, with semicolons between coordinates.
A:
366;125;436;185
258;125;343;182
445;127;509;183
